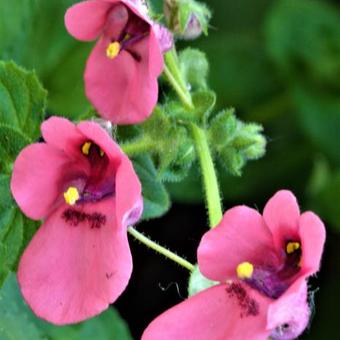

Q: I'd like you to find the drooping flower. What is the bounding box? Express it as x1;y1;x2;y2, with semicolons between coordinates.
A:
65;0;173;125
142;190;325;340
11;116;143;325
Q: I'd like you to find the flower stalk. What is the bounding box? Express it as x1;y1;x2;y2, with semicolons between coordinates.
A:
190;123;223;228
164;49;194;110
128;226;194;271
121;137;155;156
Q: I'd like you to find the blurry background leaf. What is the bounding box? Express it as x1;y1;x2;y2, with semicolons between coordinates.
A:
0;273;132;340
265;0;340;87
0;0;91;118
292;85;340;165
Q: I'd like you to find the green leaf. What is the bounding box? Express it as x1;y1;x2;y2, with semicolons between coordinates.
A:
179;48;209;91
132;155;171;220
0;61;46;140
0;124;31;174
0;273;132;340
207;109;237;147
139;106;196;180
208;110;266;176
0;61;45;286
188;265;217;297
0;274;45;340
0;175;39;287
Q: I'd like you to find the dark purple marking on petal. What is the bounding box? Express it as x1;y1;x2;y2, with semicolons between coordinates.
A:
62;208;106;229
106;272;114;280
226;282;259;318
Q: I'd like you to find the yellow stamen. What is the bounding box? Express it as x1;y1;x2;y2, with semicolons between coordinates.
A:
99;149;105;157
64;187;80;206
236;262;254;279
81;142;92;156
286;242;300;254
106;42;121;59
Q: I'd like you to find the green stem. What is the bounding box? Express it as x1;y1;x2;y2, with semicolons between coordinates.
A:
164;50;194;111
128;227;194;271
165;49;188;95
121;138;155;156
191;124;223;228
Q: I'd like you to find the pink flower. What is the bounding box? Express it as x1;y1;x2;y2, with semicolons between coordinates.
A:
11;117;143;325
142;190;326;340
65;0;172;125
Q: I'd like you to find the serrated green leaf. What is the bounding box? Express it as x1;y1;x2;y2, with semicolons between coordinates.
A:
132;155;170;220
0;175;39;287
207;109;237;147
192;90;216;123
0;273;132;340
0;124;31;174
0;61;46;139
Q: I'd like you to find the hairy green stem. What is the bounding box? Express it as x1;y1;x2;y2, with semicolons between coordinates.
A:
164;49;189;95
121;138;155;156
191;124;223;228
164;49;194;110
128;227;194;271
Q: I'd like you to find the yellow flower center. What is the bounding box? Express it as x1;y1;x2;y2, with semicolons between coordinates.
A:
81;141;92;155
64;187;80;206
106;42;121;59
286;242;300;254
236;262;254;279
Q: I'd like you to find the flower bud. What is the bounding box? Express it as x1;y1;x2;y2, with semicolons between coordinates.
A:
164;0;211;40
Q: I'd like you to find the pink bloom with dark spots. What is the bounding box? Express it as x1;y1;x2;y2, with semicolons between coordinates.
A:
11;116;143;325
65;0;172;125
142;190;326;340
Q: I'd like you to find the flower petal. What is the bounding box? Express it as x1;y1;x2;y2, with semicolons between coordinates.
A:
41;116;85;158
267;278;310;340
84;35;159;124
152;23;173;53
65;0;113;41
10;143;71;220
198;206;276;282
299;211;326;275
142;284;271;340
263;190;300;249
77;120;143;226
77;120;123;161
17;199;132;325
115;156;143;227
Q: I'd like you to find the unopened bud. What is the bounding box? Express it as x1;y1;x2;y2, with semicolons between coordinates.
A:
164;0;211;40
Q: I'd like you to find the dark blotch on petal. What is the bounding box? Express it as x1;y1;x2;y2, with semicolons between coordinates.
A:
226;282;259;318
62;208;106;229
